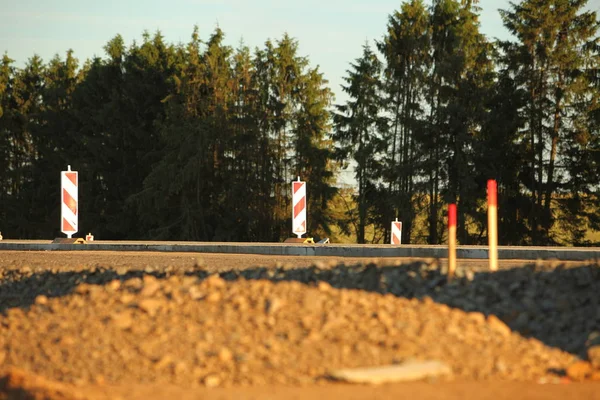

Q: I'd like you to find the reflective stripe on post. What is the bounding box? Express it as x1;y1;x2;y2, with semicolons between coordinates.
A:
391;219;402;245
292;177;307;239
61;165;78;239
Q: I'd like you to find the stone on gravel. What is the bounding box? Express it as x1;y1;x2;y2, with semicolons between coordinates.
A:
590;370;600;381
329;360;452;384
587;332;600;348
264;297;284;315
566;361;593;381
204;275;226;289
0;368;86;400
587;346;600;369
468;312;486;325
205;291;221;303
140;276;161;297
487;315;512;337
137;299;162;316
111;312;133;330
218;348;233;363
204;374;221;388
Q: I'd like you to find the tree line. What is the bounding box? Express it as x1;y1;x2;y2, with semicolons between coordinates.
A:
0;0;598;245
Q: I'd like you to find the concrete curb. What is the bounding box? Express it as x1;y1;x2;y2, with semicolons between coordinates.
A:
0;241;599;261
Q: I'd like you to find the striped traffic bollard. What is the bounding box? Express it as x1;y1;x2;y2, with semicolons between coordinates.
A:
391;219;402;245
448;203;457;281
487;179;498;271
61;165;78;238
292;177;307;239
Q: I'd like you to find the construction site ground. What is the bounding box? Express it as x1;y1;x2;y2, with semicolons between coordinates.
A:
1;250;599;399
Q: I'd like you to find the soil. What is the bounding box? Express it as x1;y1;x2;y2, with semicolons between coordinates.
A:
1;250;600;399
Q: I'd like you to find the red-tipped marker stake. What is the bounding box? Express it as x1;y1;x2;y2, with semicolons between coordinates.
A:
448;203;457;280
487;180;498;271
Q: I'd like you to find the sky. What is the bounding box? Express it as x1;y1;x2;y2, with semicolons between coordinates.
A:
1;0;598;101
1;0;524;97
1;0;598;186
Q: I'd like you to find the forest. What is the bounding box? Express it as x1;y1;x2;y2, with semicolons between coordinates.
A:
0;0;599;245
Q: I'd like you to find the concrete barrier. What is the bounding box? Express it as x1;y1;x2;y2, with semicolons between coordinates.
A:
0;240;599;261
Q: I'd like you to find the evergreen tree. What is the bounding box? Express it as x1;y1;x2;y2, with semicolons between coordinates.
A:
478;58;531;244
378;0;431;244
334;43;387;243
27;50;82;237
230;42;274;240
293;66;336;239
132;27;215;240
422;0;494;244
3;55;45;237
0;54;16;235
74;32;177;239
500;0;600;244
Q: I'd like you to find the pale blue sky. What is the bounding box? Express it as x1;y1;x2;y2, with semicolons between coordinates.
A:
0;0;598;103
0;1;510;98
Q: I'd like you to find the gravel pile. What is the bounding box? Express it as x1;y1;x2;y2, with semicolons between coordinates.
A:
1;259;599;387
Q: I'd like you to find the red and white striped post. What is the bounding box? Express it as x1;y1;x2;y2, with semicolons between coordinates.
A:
448;203;457;280
292;177;307;239
487;179;498;271
391;218;402;245
61;165;78;238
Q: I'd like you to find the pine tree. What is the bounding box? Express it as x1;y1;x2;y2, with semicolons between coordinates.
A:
293;66;336;239
422;0;494;244
230;42;274;240
3;55;45;237
73;32;177;239
478;59;531;245
131;27;214;240
28;50;82;237
500;0;600;244
0;54;16;235
334;43;387;243
378;0;431;244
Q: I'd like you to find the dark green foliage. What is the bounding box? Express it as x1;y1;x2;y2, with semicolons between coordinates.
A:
334;43;388;243
499;0;600;245
335;0;598;245
0;27;336;241
1;2;599;245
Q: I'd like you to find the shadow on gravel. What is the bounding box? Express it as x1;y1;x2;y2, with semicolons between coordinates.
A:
1;260;599;359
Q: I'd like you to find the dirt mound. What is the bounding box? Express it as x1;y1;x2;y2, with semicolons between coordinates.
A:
2;253;600;399
0;268;584;387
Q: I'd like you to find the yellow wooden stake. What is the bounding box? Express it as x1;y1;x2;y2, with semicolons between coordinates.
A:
487;180;498;271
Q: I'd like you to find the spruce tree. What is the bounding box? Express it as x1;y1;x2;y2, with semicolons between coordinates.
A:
500;0;600;244
334;43;387;243
378;0;431;244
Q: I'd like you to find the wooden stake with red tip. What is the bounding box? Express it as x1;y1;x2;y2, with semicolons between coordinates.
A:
487;180;498;271
448;203;457;280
